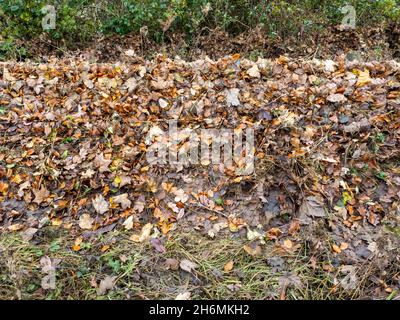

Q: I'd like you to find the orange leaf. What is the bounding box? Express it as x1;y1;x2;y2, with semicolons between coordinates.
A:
332;244;342;253
224;260;234;272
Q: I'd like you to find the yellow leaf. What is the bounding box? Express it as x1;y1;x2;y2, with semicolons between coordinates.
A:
11;174;23;184
354;68;371;87
277;55;288;65
113;176;121;187
160;221;173;234
283;239;293;249
51;218;63;226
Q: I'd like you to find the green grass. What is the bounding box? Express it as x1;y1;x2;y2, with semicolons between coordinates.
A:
1;225;398;300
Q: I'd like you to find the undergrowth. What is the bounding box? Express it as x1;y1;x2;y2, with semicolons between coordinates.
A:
1;0;399;59
1;227;397;299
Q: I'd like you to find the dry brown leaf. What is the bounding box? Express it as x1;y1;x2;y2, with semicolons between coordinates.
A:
94;153;112;173
224;260;234;272
33;186;50;205
112;193;132;209
130;223;152;242
97;276;116;295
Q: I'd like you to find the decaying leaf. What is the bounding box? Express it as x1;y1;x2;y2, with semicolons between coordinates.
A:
112;193;132;209
21;227;38;241
243;243;262;256
123;215;134;230
33;186;50;205
79;213;94;230
97;276;117;295
92;194;109;214
94;153;112;173
130;223;153;242
298;196;326;222
165;258;179;270
180;259;198;273
226;88;240;107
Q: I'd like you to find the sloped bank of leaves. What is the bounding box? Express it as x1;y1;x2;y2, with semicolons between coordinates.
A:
0;53;399;298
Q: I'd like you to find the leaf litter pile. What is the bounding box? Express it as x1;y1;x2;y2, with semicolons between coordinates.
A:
0;54;400;299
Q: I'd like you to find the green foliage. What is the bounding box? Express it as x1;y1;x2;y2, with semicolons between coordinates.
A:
0;0;97;43
0;0;399;59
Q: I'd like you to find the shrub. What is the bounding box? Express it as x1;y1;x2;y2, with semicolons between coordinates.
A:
0;0;399;58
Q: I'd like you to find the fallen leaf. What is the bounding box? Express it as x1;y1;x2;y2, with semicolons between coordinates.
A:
79;213;94;230
247;64;260;78
224;260;234;272
7;224;24;232
112;193;132;209
332;244;342;253
21;227;38;241
158;98;169;109
343;118;370;133
180;259;198;273
226;88;240;107
298;196;326;222
33;186;50;205
133;196;145;213
97;276;116;295
327;93;347;103
355;68;371;87
125;49;135;57
246;228;263;241
324;60;336;72
0;182;8;195
283;239;293;249
173;188;189;203
165;258;179;270
130;223;152;242
122;215;134;230
92;194;109;214
150;238;166;253
243;243;262;256
175;292;191;300
94;153;112;173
